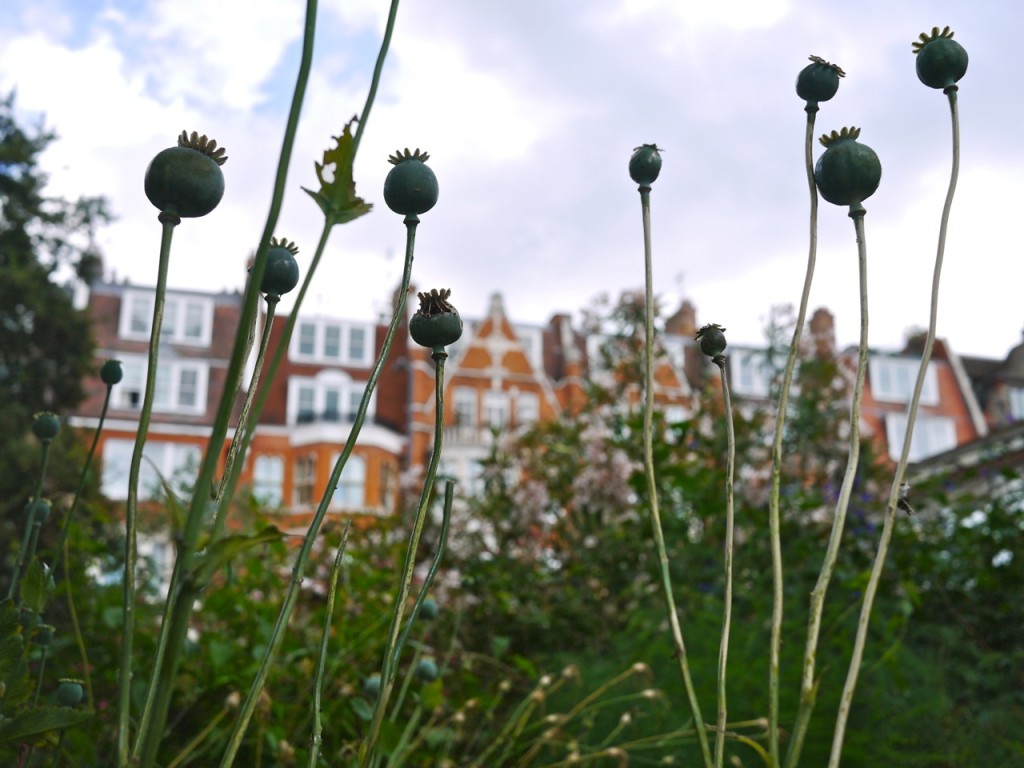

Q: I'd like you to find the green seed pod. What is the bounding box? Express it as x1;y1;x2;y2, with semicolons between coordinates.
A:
629;144;663;186
410;288;463;350
145;131;227;217
913;26;968;90
259;237;301;298
796;55;845;106
362;673;381;700
696;323;728;358
419;597;439;621
56;678;85;707
32;412;60;441
26;498;51;524
101;359;124;386
384;148;438;216
415;658;439;683
35;624;56;647
814;127;882;207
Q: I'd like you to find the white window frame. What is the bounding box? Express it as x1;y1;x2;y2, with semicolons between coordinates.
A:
118;289;213;346
287;372;374;425
869;356;939;406
483;390;510;429
1008;386;1024;420
516;392;540;425
730;350;772;398
293;454;317;506
331;453;366;509
884;412;957;462
252;454;284;507
101;438;202;500
289;318;374;367
453;387;478;427
113;355;208;415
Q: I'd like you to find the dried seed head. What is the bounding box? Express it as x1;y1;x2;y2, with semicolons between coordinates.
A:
179;130;228;165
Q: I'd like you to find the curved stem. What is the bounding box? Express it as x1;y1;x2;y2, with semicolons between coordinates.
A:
308;522;352;768
770;103;820;766
118;211;176;766
352;0;401;155
715;356;736;768
218;215;419;768
785;204;870;768
54;385;112;578
361;350;449;766
638;184;713;768
828;87;960;768
210;297;279;539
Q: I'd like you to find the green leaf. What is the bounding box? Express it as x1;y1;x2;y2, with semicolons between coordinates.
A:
350;697;374;721
420;678;444;710
302;117;373;226
0;706;92;744
188;527;285;588
20;559;51;614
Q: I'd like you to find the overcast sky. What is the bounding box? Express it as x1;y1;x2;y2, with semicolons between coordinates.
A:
3;0;1022;359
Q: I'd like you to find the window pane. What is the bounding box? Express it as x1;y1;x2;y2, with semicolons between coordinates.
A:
178;368;199;408
348;327;366;361
253;455;284;506
298;323;316;356
323;325;341;358
129;295;152;335
184;301;205;339
517;393;540;424
333;454;366;508
454;388;477;426
153;363;172;408
324;388;341;420
297;386;315;422
160;298;178;339
117;359;146;410
483;391;509;428
294;455;316;505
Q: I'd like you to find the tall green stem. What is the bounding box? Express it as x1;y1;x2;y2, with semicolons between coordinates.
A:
361;347;449;766
218;215;419;768
7;439;52;605
638;184;713;768
210;296;280;539
117;211;176;766
769;103;821;766
54;385;112;578
132;3;318;764
828;87;960;768
785;203;870;768
352;0;401;155
308;523;352;768
715;356;736;768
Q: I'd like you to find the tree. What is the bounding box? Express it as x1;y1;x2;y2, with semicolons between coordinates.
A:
0;92;110;525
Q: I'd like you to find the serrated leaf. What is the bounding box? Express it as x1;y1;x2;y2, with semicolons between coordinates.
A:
0;706;92;744
188;526;284;587
304;117;373;226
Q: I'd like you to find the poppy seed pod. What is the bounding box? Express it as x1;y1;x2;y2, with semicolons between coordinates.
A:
145;131;227;218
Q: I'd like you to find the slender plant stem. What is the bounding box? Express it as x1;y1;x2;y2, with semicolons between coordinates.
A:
63;547;94;708
165;706;230;768
828;87;960;768
361;348;450;767
637;184;713;768
54;385;112;578
131;3;319;762
218;216;419;768
118;211;176;767
308;522;352;768
7;438;53;605
785;202;871;768
715;355;736;768
769;103;821;766
352;0;401;155
230;0;400;468
210;296;279;539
